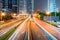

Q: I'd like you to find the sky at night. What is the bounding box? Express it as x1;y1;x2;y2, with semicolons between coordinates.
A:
34;0;60;12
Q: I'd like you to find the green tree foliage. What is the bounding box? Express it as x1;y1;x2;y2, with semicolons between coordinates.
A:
36;11;46;20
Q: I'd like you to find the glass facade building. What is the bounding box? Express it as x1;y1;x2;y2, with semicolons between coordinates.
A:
2;0;8;12
12;0;18;13
27;0;34;13
2;0;18;13
2;0;34;14
18;0;34;14
18;0;24;14
48;0;56;12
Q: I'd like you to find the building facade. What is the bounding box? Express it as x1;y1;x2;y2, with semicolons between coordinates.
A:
48;0;56;12
27;0;34;14
18;0;24;14
18;0;34;14
2;0;8;12
2;0;18;13
0;0;2;11
2;0;34;14
12;0;18;13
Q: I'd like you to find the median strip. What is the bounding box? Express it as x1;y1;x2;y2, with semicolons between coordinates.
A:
0;27;17;40
8;16;30;40
0;20;23;40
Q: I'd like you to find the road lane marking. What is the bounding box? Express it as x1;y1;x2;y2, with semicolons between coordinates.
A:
33;18;57;40
0;21;23;37
8;16;30;40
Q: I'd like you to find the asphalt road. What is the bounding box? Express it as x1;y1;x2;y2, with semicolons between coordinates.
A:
14;21;29;40
0;18;26;37
8;16;30;40
1;16;58;40
33;17;60;40
30;19;48;40
12;18;51;40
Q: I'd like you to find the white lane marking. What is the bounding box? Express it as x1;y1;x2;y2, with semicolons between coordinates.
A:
0;21;22;37
8;16;30;40
33;18;57;40
28;24;30;40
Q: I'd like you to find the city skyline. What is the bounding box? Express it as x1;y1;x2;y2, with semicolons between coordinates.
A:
0;0;60;13
0;0;60;40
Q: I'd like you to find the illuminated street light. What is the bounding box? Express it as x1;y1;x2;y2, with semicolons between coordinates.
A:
46;11;52;22
11;13;17;18
46;12;51;16
1;12;6;16
13;13;16;16
1;12;6;22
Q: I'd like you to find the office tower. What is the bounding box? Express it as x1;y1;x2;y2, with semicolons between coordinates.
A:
18;0;24;14
2;0;8;12
2;0;18;13
18;0;34;14
0;0;2;11
12;0;18;13
48;0;56;12
27;0;34;13
8;0;12;12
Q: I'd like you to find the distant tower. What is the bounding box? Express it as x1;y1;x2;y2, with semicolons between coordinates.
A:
18;0;34;14
12;0;18;13
48;0;56;16
18;0;27;14
48;0;56;12
18;0;24;14
0;0;2;11
24;0;27;14
27;0;34;14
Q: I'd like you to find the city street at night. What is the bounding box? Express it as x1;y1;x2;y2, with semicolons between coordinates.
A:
0;0;60;40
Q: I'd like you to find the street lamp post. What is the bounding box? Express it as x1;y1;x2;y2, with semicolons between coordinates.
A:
13;13;16;16
11;13;17;18
1;12;6;22
46;12;51;21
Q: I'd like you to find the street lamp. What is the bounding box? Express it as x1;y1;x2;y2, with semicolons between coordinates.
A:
13;13;16;16
46;11;52;21
11;13;17;18
1;12;6;22
46;12;51;16
1;12;6;16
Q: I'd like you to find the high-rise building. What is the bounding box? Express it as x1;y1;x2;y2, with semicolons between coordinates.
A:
8;0;12;11
27;0;34;13
48;0;56;12
0;0;2;11
18;0;24;14
2;0;8;12
2;0;18;13
12;0;18;13
18;0;34;14
2;0;34;14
